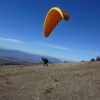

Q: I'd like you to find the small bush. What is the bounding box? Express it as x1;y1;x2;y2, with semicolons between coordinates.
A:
81;60;85;62
90;58;95;62
96;56;100;61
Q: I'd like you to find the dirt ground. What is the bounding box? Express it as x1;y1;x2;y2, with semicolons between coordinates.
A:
0;61;100;100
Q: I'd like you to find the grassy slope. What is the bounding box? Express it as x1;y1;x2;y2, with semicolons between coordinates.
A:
0;61;100;100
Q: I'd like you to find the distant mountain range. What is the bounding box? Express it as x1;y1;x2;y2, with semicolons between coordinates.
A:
0;48;62;63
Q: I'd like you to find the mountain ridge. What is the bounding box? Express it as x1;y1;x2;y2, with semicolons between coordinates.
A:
0;47;62;63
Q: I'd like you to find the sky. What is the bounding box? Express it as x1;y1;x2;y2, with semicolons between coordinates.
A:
0;0;100;62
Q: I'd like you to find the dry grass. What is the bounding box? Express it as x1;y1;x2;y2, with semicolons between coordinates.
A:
0;61;100;100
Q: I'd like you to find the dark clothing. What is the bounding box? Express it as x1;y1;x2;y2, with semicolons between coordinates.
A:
42;57;48;67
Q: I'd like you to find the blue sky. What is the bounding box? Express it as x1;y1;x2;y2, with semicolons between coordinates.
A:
0;0;100;61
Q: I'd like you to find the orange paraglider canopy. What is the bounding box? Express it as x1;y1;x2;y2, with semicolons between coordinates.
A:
43;7;70;37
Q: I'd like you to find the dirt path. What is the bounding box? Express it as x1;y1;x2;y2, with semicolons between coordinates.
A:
0;62;100;100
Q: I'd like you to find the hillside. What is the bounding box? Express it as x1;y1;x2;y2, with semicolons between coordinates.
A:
0;61;100;100
0;58;32;66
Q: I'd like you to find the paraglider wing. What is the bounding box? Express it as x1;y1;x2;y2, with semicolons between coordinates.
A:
62;10;70;20
43;7;70;37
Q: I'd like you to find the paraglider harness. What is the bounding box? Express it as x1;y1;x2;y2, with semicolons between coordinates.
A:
45;58;48;63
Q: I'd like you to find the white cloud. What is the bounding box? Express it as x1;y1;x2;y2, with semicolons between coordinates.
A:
30;42;38;45
75;46;100;55
89;52;98;55
31;41;75;51
75;46;87;52
0;38;26;44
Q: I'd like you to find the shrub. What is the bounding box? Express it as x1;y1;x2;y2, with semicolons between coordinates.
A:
90;58;95;61
81;60;85;62
96;56;100;61
64;61;67;63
